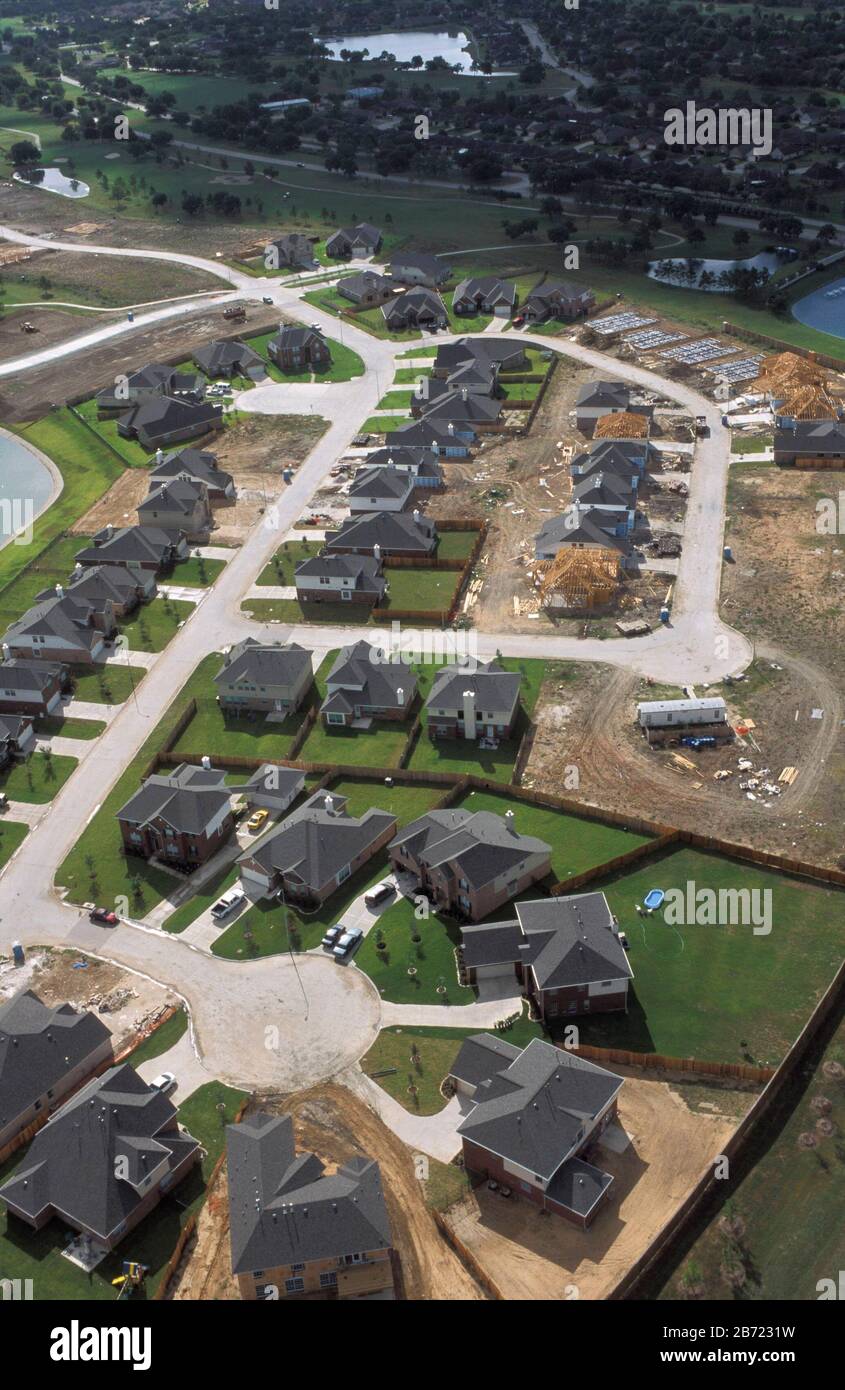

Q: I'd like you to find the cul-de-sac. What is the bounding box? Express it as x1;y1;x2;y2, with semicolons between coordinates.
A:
0;0;844;1313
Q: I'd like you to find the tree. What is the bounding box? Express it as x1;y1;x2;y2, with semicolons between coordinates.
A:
732;228;750;250
10;139;39;164
181;192;203;217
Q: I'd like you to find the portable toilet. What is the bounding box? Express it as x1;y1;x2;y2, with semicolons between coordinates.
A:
12;941;24;965
282;467;293;483
659;605;670;624
724;545;733;561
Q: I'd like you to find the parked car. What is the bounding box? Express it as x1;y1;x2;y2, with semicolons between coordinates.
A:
310;323;323;332
365;881;395;909
150;1072;176;1094
333;925;363;960
247;808;269;833
262;295;273;304
321;924;344;950
513;315;525;327
211;887;246;920
89;906;118;925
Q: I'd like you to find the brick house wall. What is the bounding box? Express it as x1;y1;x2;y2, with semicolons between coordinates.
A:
0;1034;115;1152
237;1246;393;1301
119;809;235;869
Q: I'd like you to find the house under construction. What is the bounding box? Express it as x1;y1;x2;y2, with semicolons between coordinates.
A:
534;546;622;614
594;410;650;440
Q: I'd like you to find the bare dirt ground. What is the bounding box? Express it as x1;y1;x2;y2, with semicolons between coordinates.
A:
0;945;174;1051
0;302;280;422
427;361;687;635
169;1082;486;1302
71;467;151;535
443;1071;748;1301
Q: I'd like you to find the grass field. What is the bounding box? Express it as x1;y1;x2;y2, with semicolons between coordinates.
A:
255;537;321;586
36;715;106;740
361;1014;544;1115
657;1008;845;1301
0;1079;245;1301
126;1006;189;1068
69;663;148;705
0;818;28;871
355;893;474;1006
243;330;364;383
167;555;226;587
74;399;152;467
0;750;77;803
119;596;194;652
169;651;330;760
0;534;87;633
297;716;411;768
572;846;845;1066
161;861;240;935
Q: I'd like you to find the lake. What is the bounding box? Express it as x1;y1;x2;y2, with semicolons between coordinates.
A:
792;278;845;341
12;166;90;199
0;432;57;548
648;251;783;292
319;30;514;75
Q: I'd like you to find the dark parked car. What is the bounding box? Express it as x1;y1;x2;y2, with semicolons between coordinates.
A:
89;907;118;926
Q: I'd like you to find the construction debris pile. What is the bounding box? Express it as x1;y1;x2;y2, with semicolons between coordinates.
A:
86;986;138;1014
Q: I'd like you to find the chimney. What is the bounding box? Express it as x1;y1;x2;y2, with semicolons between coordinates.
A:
201;755;211;769
155;448;164;465
413;509;421;527
447;423;455;436
461;387;468;401
325;794;335;815
397;687;404;706
373;542;381;561
1;643;9;660
462;688;477;740
505;809;516;833
73;563;83;578
55;583;64;599
432;441;440;456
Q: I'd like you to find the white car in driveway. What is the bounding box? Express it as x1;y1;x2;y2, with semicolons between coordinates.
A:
150;1072;176;1094
332;925;363;960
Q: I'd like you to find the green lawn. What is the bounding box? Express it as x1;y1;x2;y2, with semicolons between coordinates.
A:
69;663;148;705
360;415;411;434
0;413;122;604
74;398;152;467
169;652;330;760
168;555;226;587
297;717;411;769
362;1015;544;1115
384;568;459;612
355;894;473;1006
435;531;480;560
212;858;387;959
0;819;28;871
393;367;433;384
35;715;106;740
0;534;89;632
731;434;772;455
657;1009;845;1302
161;862;241;935
255;537;322;586
377;389;416;410
0;751;77;803
571;847;845;1066
455;788;653;885
243;330;364;383
126;1007;189;1068
328;778;444;826
0;1080;245;1301
119;596;194;652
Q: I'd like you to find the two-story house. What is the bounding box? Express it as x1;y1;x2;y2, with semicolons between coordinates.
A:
214;639;313;715
116;763;235;871
425;660;522;742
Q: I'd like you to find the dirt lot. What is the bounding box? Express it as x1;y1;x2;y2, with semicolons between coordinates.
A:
525;649;843;862
170;1082;486;1301
443;1071;748;1301
0;302;281;422
0;945;175;1051
427;359;689;635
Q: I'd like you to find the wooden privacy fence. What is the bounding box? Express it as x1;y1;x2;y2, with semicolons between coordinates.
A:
611;950;845;1300
558;1041;773;1086
432;1209;503;1300
551;831;680;896
722;322;845;373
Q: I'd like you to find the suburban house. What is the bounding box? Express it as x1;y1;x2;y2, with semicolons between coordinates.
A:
535;511;634;566
295;553;387;608
417;389;502;433
214;638;313;715
593;409;650;442
324;509;438;559
426;660;522;741
571;439;647;484
448;1035;622;1227
575;381;631;434
232;764;305;817
387;250;451;288
523;280;595;323
137;477;213;540
150;447;235;501
95;363;205;413
347;465;418;513
325;222;383;258
74;525;188;577
193;339;266;381
237;790;397;905
61;562;155;619
117;395;223;450
267;324;333;372
452;276;517;318
0;712;36;767
460;893;633;1019
265;233;319;271
414;365;498;412
0;990;113;1152
773;419;845;467
227;1112;394;1300
0;1063;201;1251
2;591;114;666
382;287;448;332
337;271;394;308
385;419;472;456
388;808;552;922
320;640;417;728
364;446;443;488
117;762;235;871
0;659;67;717
433;338;527;378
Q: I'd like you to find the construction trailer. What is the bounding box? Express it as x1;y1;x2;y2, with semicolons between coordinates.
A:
637;696;733;747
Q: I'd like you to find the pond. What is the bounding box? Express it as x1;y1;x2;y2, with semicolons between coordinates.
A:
318;30;514;75
12;166;90;199
791;278;845;341
648;251;783;292
0;432;58;548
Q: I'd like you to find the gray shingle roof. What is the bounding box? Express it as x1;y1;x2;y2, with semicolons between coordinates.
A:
118;395;222;441
0;659;65;695
433;337;526;374
295;553;385;593
214;638;312;691
456;1037;623;1180
0;1062;199;1242
3;593;103;654
239;792;396;893
193;339;265;377
151;447;233;493
453;276;517;310
513;894;633;990
323;639;416;711
0;991;111;1135
448;1033;522;1090
227;1113;391;1275
427;659;521;714
348;466;415;504
774;421;845;453
325;510;437;556
576;381;630;409
117;762;230;835
389;808;551;891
